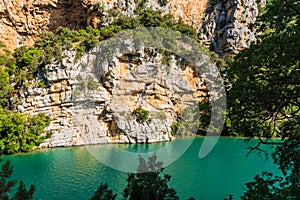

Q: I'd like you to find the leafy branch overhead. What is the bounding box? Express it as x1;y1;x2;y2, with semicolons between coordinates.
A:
224;0;300;198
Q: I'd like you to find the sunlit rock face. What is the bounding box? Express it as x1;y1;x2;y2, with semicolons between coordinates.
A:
0;0;207;50
0;0;263;55
16;38;209;147
1;0;262;147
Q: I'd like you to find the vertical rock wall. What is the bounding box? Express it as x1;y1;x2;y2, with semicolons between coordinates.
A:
199;0;264;55
0;0;263;55
17;46;208;147
1;0;264;147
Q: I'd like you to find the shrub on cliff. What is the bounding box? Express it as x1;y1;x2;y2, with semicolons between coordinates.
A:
13;46;42;85
0;68;13;109
132;107;150;124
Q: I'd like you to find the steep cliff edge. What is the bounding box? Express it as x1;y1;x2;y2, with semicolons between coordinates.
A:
0;0;263;55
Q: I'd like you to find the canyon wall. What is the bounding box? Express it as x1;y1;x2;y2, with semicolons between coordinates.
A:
16;35;212;147
1;0;262;147
0;0;263;55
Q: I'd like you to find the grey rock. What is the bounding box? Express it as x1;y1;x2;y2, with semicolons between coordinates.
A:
16;42;210;148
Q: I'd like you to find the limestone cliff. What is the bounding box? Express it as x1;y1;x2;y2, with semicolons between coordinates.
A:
199;0;265;55
1;0;260;147
0;0;263;55
16;32;212;147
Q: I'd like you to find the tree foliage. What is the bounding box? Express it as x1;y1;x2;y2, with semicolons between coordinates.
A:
122;154;179;200
13;181;35;200
91;183;117;200
240;172;300;200
224;0;300;198
91;154;189;200
0;68;13;109
0;160;15;199
0;160;35;200
225;0;300;139
99;9;197;40
0;44;51;155
0;109;50;154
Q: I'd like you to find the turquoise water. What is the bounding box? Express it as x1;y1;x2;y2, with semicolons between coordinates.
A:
3;137;281;200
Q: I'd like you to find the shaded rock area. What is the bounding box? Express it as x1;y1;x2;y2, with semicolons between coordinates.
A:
199;0;265;56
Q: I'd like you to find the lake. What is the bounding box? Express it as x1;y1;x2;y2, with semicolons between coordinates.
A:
3;137;281;200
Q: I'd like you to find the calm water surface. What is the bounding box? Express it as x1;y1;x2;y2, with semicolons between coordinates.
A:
3;137;281;200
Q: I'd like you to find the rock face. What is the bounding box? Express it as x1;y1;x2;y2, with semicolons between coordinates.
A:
17;40;209;147
0;0;94;49
1;0;261;147
0;0;262;55
198;0;265;55
0;0;208;50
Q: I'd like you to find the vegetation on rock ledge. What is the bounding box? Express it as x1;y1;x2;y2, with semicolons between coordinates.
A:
132;107;150;124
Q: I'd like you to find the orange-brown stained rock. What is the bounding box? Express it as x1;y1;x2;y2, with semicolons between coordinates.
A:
0;0;209;50
169;0;209;28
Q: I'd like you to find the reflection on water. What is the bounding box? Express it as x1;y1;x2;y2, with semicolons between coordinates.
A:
86;137;194;172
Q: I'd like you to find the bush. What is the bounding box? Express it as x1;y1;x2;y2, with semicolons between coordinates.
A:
175;18;198;40
0;68;13;108
13;46;41;80
87;78;98;90
93;3;105;16
0;109;50;154
111;15;140;30
158;0;168;6
171;121;180;136
132;107;150;123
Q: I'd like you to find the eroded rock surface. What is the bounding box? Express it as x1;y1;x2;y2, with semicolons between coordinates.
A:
198;0;265;55
17;41;209;147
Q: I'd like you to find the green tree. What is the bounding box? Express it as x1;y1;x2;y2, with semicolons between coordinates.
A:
91;183;117;200
122;154;179;200
224;0;300;198
13;46;41;83
0;109;50;154
0;68;13;109
34;31;62;63
0;160;15;199
13;181;35;200
0;160;35;200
